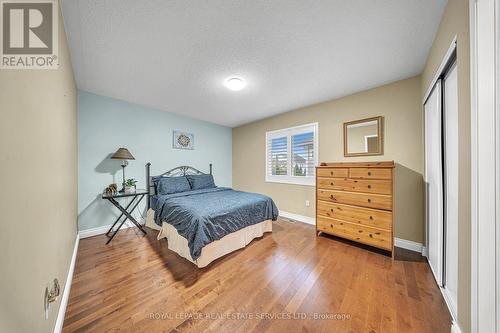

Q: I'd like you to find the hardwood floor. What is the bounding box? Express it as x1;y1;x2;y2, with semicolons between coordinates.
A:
63;219;451;333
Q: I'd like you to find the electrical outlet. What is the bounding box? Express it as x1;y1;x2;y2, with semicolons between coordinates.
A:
44;279;60;319
305;200;310;207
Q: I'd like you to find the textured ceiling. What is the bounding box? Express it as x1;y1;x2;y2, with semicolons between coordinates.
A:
61;0;447;127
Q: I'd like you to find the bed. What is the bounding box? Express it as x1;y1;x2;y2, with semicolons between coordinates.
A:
145;163;278;267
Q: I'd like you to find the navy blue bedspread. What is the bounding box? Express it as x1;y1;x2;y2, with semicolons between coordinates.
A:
152;187;279;260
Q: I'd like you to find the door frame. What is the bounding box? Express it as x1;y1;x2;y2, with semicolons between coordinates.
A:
364;134;378;152
423;37;457;104
470;0;499;332
443;60;459;319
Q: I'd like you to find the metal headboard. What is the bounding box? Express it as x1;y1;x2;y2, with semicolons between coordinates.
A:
145;163;212;210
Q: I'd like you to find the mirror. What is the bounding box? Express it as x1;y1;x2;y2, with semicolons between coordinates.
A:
344;116;383;156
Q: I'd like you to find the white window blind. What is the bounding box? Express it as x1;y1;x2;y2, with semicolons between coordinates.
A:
265;123;318;186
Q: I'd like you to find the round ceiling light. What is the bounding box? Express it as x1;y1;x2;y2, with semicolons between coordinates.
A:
225;77;246;91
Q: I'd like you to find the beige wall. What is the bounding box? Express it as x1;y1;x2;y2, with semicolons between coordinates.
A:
0;2;78;332
421;0;471;332
233;75;424;243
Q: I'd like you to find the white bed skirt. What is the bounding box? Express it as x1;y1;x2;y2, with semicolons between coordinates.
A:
146;209;272;268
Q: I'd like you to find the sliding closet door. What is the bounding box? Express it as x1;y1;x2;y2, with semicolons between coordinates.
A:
443;63;458;315
424;80;444;286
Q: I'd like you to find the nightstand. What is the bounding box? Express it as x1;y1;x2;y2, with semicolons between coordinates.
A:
102;189;148;244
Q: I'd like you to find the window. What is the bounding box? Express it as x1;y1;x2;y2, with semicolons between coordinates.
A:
265;123;318;185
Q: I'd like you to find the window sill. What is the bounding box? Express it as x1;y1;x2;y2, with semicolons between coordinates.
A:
265;178;316;187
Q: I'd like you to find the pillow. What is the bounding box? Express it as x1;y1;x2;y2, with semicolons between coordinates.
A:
153;176;191;195
186;174;216;190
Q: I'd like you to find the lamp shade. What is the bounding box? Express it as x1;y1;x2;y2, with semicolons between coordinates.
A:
111;148;135;160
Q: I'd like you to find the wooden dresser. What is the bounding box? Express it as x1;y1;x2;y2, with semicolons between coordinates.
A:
315;161;395;256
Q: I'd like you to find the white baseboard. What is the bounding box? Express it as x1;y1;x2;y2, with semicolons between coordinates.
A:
79;219;145;239
53;234;79;333
279;212;424;254
279;211;315;225
394;238;424;253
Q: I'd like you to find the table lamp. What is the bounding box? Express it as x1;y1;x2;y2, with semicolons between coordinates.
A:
111;147;135;192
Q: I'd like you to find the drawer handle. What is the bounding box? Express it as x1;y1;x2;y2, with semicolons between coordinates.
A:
368;185;372;189
368;171;372;176
330;195;337;201
330;224;333;228
375;232;381;235
369;234;373;238
330;171;333;175
358;230;363;233
369;216;373;220
330;208;334;212
367;198;372;203
330;182;334;186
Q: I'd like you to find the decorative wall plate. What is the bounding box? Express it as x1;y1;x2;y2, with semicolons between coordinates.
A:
173;130;194;150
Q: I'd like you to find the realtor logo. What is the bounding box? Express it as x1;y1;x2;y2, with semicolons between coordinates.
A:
1;0;58;69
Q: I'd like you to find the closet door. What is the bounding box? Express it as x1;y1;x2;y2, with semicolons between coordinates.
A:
443;63;458;315
424;80;444;286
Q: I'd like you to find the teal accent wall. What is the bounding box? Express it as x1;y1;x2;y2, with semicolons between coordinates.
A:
78;91;232;231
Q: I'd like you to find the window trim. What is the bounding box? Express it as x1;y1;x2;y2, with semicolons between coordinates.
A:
265;122;319;186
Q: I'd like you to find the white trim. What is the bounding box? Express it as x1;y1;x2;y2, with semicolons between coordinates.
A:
423;36;457;104
470;0;500;332
451;321;463;333
427;267;459;328
394;238;424;253
279;211;315;225
443;60;460;319
496;0;500;328
265;177;316;186
53;234;79;333
442;286;458;323
78;220;144;239
265;122;319;186
470;2;479;330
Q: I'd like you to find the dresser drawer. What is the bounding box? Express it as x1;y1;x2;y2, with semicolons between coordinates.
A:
317;201;392;229
317;168;348;178
317;178;392;195
349;168;392;180
317;189;392;210
317;216;392;250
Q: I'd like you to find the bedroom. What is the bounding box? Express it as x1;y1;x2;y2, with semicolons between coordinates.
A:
0;1;497;333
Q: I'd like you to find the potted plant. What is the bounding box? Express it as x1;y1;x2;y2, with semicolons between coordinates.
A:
123;178;138;192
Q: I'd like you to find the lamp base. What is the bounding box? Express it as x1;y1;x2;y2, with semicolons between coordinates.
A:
120;163;127;193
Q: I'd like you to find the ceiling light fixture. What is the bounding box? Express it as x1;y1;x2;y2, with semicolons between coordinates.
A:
225;77;246;91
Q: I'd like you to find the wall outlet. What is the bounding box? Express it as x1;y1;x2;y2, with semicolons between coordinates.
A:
44;279;60;319
305;200;310;207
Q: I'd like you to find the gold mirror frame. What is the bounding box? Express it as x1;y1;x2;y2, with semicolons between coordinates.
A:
343;116;384;157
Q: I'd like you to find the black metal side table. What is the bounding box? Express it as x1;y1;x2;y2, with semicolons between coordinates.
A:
102;189;148;244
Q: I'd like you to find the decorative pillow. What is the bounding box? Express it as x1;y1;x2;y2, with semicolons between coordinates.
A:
153;176;191;195
186;174;216;190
